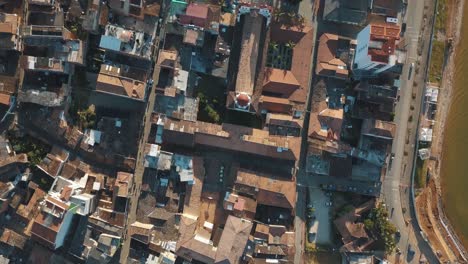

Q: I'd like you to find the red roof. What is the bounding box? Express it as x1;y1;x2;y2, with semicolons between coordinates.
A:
368;23;401;63
236;93;250;107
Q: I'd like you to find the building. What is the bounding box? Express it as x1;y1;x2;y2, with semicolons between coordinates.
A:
179;3;220;31
0;13;20;50
18;26;84;106
157;116;301;170
353;23;403;77
176;215;253;263
334;200;375;252
370;0;401;17
249;224;295;262
316;33;354;79
94;63;148;104
30;197;75;249
100;24;154;60
234;169;296;211
353;78;399;121
227;4;271;112
323;0;368;26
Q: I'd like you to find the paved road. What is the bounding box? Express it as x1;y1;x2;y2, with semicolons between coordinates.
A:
382;0;439;263
293;0;319;263
119;31;166;264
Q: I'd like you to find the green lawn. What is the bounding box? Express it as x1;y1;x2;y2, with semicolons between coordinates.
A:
428;40;446;84
415;157;428;189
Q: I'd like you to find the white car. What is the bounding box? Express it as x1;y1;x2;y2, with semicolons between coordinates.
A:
325;201;332;207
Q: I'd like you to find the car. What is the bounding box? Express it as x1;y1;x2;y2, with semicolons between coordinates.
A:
308;232;316;243
396;247;401;254
395;230;401;241
325;192;332;197
408;244;415;255
325;201;332;207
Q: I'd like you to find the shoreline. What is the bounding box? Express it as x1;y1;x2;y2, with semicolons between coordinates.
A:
427;0;468;259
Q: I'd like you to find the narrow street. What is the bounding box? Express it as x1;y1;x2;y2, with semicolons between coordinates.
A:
293;0;319;262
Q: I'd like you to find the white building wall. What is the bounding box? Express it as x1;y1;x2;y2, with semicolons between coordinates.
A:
354;25;372;70
55;210;74;249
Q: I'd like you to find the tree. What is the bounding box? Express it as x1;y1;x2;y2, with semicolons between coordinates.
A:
269;41;279;52
286;41;296;49
78;105;96;129
364;219;374;230
365;204;397;253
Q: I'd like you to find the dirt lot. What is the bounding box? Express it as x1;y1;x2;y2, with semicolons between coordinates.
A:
416;179;457;262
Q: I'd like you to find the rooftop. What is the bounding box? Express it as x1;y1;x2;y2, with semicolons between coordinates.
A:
179;3;221;29
30;197;70;247
361;119;396;140
100;24;153;59
323;0;368;25
235;168;296;209
114;172;133;197
160;117;301;161
368;23;401;63
316;33;349;79
235;9;265;96
95;67;146;101
154;93;199;121
0;13;20;50
308;79;344;142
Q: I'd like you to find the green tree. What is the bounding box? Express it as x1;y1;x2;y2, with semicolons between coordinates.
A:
364;219;374;230
78;104;96;129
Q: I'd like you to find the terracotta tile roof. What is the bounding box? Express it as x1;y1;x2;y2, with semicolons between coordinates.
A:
115;171;133;197
308;80;343;141
0;13;19;34
186;3;209;19
316;33;348;78
37;153;64;177
259;96;292;114
59;186;73;201
31;197;70;248
368;23;400;63
183;156;204;217
96;72;146;100
0;93;10;106
157;50;178;68
16;187;46;221
361;119;396;139
91;207;125;228
183;29;199;45
263;68;300;96
266;113;303;128
235;10;265;96
235;169;296;209
215;216;252;263
0;76;17;94
334;200;374;246
179;3;219;29
162;118;301;161
0;228;27;249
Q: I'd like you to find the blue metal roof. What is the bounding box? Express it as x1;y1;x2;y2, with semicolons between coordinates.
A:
99;35;121;51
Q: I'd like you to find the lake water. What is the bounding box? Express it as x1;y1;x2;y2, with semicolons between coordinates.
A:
441;2;468;249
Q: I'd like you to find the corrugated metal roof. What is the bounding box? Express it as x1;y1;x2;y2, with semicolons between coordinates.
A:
99;35;121;51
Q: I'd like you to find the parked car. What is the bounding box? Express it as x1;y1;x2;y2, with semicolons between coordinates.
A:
408;244;415;256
